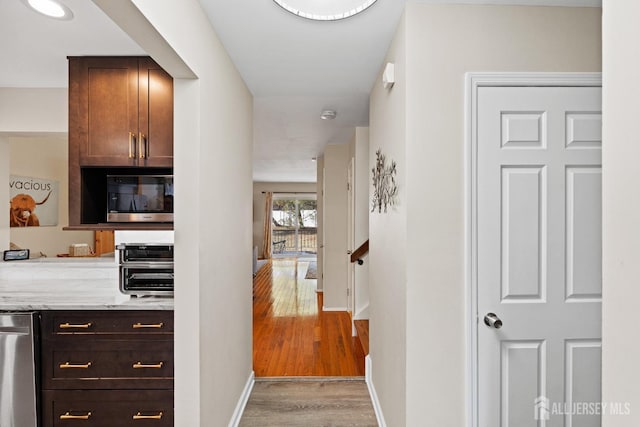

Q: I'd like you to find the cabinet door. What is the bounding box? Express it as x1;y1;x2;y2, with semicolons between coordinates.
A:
70;57;140;166
138;58;173;167
94;231;114;256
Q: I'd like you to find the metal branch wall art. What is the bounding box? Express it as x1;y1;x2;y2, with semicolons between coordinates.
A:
371;149;398;213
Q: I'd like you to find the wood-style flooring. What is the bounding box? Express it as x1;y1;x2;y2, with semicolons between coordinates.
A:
253;259;365;377
354;319;369;356
239;379;377;427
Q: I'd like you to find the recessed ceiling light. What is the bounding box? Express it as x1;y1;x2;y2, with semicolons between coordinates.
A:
273;0;378;21
320;110;337;120
22;0;74;20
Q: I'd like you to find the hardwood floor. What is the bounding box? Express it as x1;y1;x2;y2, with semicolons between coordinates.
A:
253;259;365;377
354;319;369;356
239;379;377;426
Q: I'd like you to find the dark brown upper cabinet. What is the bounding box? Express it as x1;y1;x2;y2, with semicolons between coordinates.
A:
67;57;173;228
68;56;173;168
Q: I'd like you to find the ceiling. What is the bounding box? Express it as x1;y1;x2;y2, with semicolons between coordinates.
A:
0;0;145;87
0;0;601;182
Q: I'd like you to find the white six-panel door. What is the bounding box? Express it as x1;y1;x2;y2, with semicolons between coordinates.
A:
477;86;602;427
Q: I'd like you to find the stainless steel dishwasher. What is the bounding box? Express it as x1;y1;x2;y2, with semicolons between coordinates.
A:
0;312;38;427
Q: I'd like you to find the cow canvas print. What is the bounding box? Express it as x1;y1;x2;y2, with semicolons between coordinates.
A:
9;176;59;227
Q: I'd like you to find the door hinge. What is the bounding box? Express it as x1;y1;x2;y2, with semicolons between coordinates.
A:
347;288;350;296
347;182;350;191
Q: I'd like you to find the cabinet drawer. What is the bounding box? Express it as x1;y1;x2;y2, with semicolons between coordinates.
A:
43;390;173;427
44;342;173;390
42;310;174;336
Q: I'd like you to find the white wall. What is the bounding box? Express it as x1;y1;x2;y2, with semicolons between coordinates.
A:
602;2;640;426
354;128;370;251
323;143;350;310
0;88;67;133
0;88;93;255
369;10;408;426
100;1;254;425
369;4;601;425
9;136;94;256
252;181;317;258
317;156;324;291
353;127;370;319
0;140;9;251
173;77;203;426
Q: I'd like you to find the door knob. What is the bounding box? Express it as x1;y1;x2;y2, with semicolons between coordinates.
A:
484;313;503;329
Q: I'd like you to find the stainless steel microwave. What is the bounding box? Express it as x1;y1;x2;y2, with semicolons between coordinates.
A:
107;175;173;222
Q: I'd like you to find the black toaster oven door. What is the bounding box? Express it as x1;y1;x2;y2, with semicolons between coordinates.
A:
120;264;174;294
119;244;174;263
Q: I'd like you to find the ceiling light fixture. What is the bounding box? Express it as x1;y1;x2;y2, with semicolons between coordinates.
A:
320;110;337;120
22;0;74;20
273;0;378;21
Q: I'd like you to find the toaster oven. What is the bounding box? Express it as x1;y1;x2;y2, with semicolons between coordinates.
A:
117;243;174;296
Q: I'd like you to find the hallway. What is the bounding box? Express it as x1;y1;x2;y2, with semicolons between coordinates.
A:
253;259;365;377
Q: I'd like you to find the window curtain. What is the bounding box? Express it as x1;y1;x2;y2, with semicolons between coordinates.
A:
262;192;273;259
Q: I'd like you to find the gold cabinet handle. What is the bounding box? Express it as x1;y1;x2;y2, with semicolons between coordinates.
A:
132;322;164;329
60;361;92;369
129;131;134;158
133;411;163;420
139;133;146;159
59;322;92;329
133;361;164;369
60;411;91;420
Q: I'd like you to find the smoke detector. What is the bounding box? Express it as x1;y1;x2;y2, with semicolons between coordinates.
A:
320;110;337;120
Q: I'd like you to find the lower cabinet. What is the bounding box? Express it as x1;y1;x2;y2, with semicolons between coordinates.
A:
43;390;173;426
40;310;174;427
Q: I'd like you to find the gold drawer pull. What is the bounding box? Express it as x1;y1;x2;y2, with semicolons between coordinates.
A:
60;411;91;420
59;322;93;329
60;362;92;369
133;411;163;420
133;361;164;369
132;322;164;329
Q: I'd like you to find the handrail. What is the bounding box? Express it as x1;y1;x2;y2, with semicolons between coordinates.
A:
350;239;369;263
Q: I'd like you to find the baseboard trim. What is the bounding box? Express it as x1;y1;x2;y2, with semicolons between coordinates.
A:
355;302;370;320
256;376;365;382
322;306;348;312
365;355;387;427
228;370;255;427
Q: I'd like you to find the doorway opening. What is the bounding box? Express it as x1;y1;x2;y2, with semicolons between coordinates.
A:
271;194;317;258
253;191;365;377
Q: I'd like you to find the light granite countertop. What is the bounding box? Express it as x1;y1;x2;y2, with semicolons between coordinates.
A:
0;257;173;311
